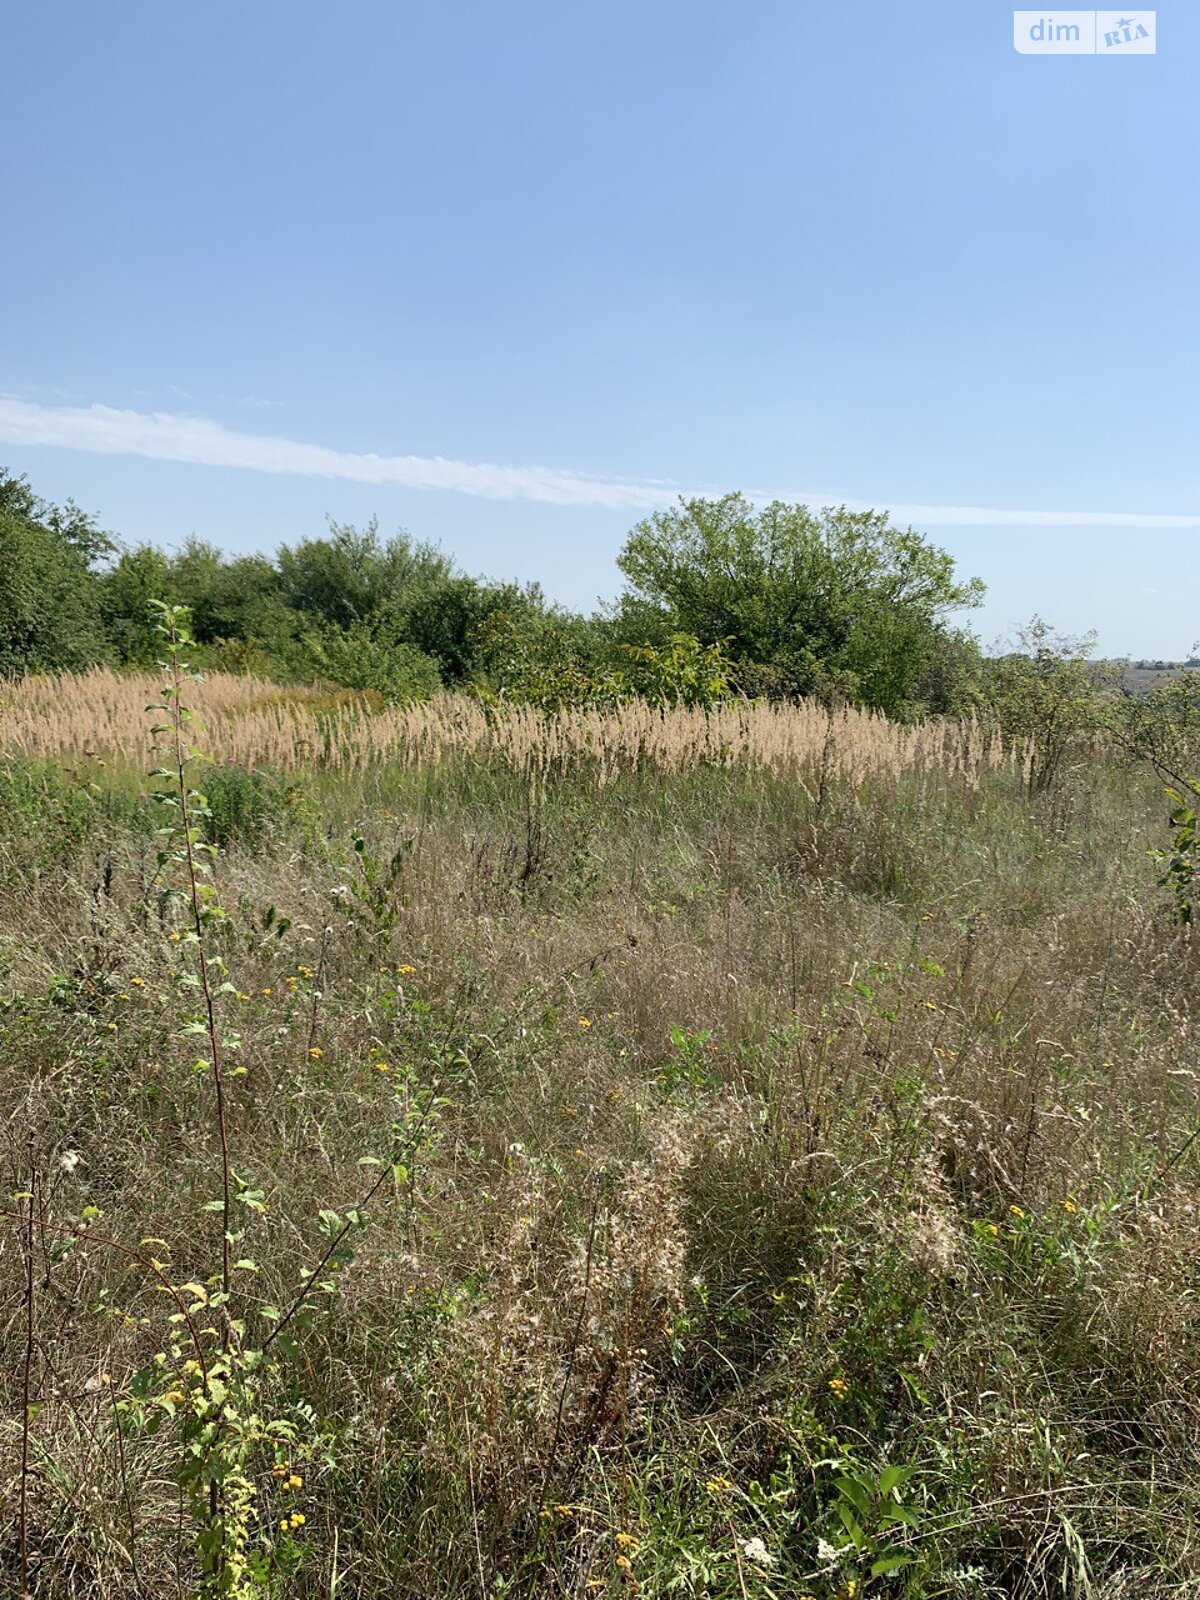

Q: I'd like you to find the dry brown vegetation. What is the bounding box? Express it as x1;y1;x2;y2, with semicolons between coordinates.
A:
0;670;1197;1599
1;668;1021;785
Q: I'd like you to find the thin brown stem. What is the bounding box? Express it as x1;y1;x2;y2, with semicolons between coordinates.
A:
107;1362;142;1592
19;1167;37;1600
164;627;233;1316
261;1075;445;1354
537;1191;599;1525
0;1210;210;1384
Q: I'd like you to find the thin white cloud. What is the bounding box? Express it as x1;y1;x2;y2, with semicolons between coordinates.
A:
791;498;1200;529
2;395;1199;528
0;397;680;510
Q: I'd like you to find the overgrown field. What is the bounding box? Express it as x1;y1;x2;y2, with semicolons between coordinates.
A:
1;669;1198;1598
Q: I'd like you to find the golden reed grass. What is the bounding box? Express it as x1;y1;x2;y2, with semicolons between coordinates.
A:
0;668;1021;785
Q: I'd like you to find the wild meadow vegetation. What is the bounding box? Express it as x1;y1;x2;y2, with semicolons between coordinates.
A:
2;473;1200;1598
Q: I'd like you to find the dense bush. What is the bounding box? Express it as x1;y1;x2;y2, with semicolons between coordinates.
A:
288;623;444;704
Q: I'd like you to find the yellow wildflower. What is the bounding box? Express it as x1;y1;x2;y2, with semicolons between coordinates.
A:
308;1048;322;1060
828;1376;850;1399
398;963;416;975
1062;1198;1078;1215
1009;1204;1026;1219
130;976;146;987
578;1017;592;1028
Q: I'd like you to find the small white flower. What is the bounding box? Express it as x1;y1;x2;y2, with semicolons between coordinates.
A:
741;1537;774;1568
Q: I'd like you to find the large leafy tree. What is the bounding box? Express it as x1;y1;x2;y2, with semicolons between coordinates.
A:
612;494;984;714
0;471;112;677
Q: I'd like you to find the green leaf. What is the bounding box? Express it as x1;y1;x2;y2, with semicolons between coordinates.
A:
835;1503;867;1548
878;1464;915;1496
871;1553;914;1577
834;1475;871;1518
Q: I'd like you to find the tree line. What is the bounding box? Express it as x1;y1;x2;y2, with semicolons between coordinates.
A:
0;468;1004;717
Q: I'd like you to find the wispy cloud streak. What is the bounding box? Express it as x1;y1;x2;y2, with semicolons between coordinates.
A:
2;396;1198;528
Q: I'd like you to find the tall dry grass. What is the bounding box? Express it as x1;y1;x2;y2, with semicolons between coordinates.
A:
1;668;1021;786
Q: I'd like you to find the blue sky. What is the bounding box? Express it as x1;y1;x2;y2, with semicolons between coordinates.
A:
1;1;1195;656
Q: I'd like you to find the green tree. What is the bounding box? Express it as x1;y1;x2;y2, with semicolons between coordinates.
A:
612;494;984;715
391;574;546;683
275;519;453;630
167;539;291;649
0;471;111;677
1112;666;1200;785
100;545;171;662
982;618;1107;793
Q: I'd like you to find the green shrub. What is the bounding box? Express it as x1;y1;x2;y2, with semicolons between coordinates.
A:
291;625;443;703
200;761;300;849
